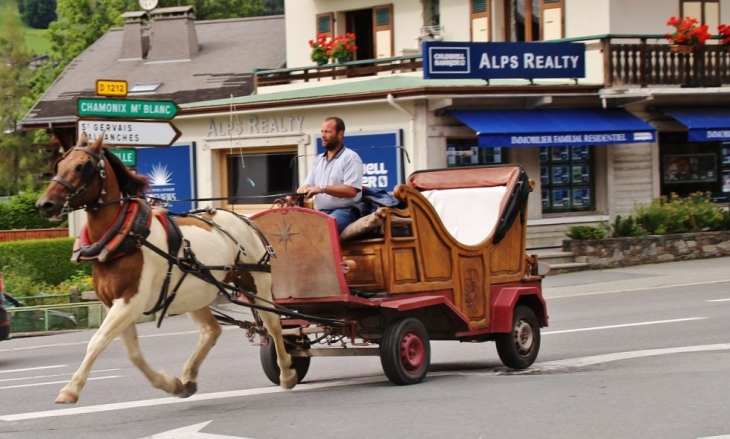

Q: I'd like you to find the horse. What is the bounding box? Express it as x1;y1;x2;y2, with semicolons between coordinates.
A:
36;134;298;404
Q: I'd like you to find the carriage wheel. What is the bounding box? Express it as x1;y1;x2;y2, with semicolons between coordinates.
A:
260;336;310;385
495;305;541;369
380;318;430;385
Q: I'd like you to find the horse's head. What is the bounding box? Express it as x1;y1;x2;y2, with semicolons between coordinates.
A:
36;133;109;220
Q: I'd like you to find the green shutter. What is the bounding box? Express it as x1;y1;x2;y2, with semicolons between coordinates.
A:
317;15;331;33
543;0;561;3
472;0;487;13
375;7;391;26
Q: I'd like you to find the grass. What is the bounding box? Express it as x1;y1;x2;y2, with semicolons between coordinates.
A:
0;0;51;56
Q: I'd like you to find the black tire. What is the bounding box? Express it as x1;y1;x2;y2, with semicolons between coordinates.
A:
495;305;541;369
260;336;310;385
380;318;431;385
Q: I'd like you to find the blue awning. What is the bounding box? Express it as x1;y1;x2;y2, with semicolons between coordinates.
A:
662;108;730;142
449;109;656;147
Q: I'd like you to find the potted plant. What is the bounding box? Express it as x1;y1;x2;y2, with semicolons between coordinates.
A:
665;16;712;53
330;33;357;64
309;33;331;65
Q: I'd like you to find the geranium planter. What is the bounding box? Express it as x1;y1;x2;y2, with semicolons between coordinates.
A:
562;230;730;269
669;44;695;54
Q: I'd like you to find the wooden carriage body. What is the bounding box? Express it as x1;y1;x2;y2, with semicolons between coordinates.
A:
251;164;547;341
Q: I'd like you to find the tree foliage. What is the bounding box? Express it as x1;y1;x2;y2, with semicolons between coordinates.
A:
0;7;42;195
18;0;58;29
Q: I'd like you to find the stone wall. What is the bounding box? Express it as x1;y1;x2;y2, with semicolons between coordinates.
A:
563;231;730;269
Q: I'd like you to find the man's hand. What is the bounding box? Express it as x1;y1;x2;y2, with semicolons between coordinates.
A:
296;184;320;199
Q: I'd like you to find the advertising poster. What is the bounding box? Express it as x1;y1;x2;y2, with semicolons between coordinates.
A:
539;147;549;162
540;166;549;185
136;143;196;212
552;189;570;207
551;146;569;162
572;187;591;207
572;165;590;184
723;169;730;193
572;145;589;160
542;189;550;208
723;143;730;165
552;165;570;184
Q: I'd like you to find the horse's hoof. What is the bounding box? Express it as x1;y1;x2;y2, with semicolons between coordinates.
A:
280;371;298;390
180;381;197;398
55;390;79;404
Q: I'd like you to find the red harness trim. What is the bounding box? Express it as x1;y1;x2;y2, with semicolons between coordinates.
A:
73;200;152;262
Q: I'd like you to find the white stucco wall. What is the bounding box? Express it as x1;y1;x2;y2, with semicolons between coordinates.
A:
565;0;610;37
174;102;414;204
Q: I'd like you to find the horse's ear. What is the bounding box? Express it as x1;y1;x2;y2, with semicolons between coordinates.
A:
76;133;88;147
89;131;104;152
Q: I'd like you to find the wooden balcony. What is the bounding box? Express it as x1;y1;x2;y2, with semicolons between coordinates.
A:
252;35;730;92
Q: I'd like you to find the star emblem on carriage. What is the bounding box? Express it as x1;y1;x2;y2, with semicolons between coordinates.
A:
271;220;299;251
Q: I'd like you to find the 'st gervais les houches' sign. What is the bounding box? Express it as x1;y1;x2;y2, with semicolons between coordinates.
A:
422;41;585;80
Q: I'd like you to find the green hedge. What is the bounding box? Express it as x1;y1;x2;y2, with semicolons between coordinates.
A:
0;238;91;287
0;189;69;229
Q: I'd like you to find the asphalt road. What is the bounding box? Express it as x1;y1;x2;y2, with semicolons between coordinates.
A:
1;257;729;439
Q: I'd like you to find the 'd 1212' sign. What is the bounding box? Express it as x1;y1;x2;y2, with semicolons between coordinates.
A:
422;41;585;80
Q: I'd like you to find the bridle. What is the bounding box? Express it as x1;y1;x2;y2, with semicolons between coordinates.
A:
52;146;108;214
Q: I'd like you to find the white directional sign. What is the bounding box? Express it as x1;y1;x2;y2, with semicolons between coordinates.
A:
77;119;181;146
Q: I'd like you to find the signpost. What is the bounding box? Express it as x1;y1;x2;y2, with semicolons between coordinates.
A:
108;148;137;166
77;120;181;146
77;98;180;119
96;80;128;97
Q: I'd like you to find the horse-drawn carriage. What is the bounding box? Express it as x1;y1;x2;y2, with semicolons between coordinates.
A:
252;163;548;385
37;134;547;404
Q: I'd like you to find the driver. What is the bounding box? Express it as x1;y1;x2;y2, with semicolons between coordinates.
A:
297;117;364;234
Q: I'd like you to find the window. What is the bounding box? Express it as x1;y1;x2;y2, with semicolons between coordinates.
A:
539;145;594;213
501;0;563;42
681;0;719;30
447;139;506;168
659;132;726;201
336;3;393;60
225;151;298;206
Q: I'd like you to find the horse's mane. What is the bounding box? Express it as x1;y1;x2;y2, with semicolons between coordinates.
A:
103;146;150;196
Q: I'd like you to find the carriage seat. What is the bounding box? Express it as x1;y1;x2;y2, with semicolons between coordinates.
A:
421;186;506;246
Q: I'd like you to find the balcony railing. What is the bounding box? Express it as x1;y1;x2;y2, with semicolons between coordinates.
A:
252;35;730;91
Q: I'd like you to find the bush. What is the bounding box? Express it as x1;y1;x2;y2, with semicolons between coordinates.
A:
566;224;607;240
0;189;68;230
0;238;91;287
634;192;726;235
611;215;646;237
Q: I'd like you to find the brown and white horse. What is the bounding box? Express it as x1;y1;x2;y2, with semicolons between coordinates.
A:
36;134;297;404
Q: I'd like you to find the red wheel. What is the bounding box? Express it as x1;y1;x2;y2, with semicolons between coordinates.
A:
380;318;430;385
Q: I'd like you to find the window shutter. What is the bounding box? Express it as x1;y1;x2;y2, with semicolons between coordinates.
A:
316;12;334;39
470;0;489;41
540;0;563;40
373;4;394;58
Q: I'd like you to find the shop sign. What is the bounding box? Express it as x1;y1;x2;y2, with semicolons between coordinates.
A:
423;41;585;80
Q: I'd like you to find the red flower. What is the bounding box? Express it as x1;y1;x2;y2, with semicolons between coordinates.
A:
666;16;712;48
719;24;730;45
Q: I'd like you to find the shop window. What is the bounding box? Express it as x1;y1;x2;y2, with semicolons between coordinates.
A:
659;132;727;201
539;145;594;213
226;151;298;206
447;139;506;167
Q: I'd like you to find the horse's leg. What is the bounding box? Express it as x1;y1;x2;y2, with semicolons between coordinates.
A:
251;272;297;389
55;301;138;404
118;324;184;397
179;307;222;398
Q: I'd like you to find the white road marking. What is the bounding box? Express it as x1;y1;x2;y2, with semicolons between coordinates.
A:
5;342;730;422
0;365;67;374
547;278;730;299
0;369;120;383
697;435;730;438
0;376;121;390
143;420;249;439
706;299;730;302
543;317;707;335
0;375;381;421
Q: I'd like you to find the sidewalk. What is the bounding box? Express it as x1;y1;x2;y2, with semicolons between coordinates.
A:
542;255;730;299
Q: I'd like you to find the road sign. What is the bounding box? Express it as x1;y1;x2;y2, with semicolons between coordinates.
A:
96;80;128;97
109;148;137;166
77;98;179;119
77;120;181;146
